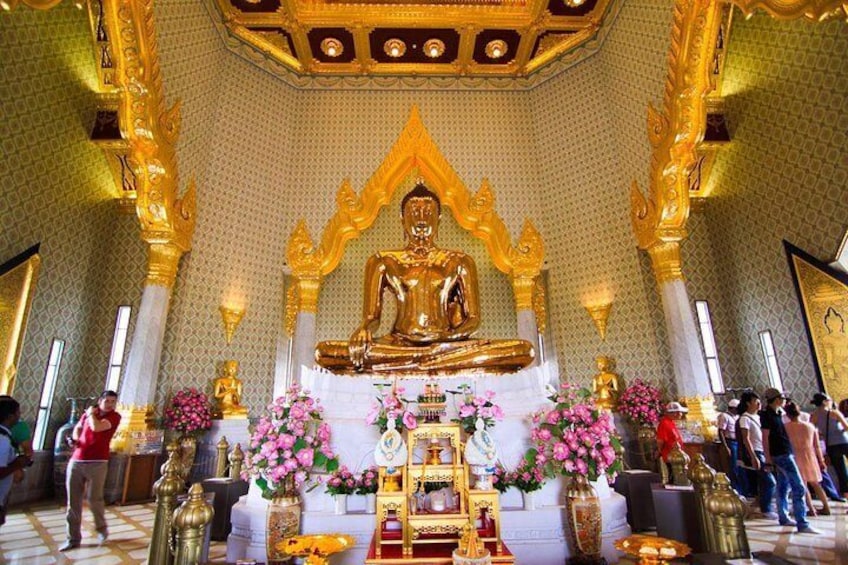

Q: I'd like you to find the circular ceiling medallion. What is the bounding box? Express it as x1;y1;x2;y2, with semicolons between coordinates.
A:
423;38;445;59
485;39;508;60
564;0;586;6
384;38;407;58
320;37;343;58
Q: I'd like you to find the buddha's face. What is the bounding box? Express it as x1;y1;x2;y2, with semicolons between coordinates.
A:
403;196;440;241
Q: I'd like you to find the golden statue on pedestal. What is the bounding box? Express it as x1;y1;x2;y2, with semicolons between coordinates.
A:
592;355;623;411
213;360;248;419
315;183;534;374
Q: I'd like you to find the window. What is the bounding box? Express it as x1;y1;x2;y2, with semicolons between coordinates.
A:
759;330;784;391
105;305;132;392
695;300;724;393
33;339;65;450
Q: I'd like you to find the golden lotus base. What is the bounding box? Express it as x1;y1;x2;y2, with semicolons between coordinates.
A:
365;537;514;564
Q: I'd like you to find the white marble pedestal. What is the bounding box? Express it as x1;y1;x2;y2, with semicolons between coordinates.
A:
227;364;630;563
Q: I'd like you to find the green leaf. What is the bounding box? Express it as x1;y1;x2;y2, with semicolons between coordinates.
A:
524;448;538;465
293;438;307;452
314;452;328;468
326;458;340;472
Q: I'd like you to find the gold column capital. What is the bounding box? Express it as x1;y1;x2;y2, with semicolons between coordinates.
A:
512;275;535;311
145;242;185;289
296;277;322;313
647;240;685;284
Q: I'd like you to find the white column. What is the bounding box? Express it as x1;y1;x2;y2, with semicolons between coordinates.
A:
289;311;317;387
658;279;711;397
118;284;172;407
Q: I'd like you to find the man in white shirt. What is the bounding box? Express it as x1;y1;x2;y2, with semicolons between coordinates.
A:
718;398;748;496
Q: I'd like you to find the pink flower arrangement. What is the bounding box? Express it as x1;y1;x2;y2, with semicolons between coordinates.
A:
325;465;357;496
243;384;339;499
508;455;547;493
455;385;504;434
164;388;213;436
491;463;511;494
531;384;623;482
618;379;664;427
365;384;418;433
355;466;379;495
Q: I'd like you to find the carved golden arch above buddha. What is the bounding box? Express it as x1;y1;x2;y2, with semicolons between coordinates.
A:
285;106;545;319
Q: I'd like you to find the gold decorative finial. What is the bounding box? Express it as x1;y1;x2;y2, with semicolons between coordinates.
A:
219;304;245;345
585;302;612;341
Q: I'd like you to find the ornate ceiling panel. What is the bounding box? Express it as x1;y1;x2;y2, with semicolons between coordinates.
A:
214;0;614;78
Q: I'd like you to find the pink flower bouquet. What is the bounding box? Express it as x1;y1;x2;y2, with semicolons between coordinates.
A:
618;379;664;427
531;384;623;482
164;388;213;436
455;385;504;434
325;465;357;496
509;455;547;493
365;384;418;433
491;463;511;494
356;466;379;495
243;384;339;499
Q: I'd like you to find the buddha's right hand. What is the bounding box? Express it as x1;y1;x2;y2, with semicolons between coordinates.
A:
349;326;372;370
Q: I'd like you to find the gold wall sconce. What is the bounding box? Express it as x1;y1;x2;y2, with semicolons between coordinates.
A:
220;304;245;345
585;302;612;341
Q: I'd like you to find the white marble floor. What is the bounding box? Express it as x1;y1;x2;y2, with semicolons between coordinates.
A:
0;502;226;564
1;500;846;564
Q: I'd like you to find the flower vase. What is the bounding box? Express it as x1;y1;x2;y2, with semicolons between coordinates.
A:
365;493;377;514
522;490;537;511
564;475;602;560
333;494;347;515
637;425;658;471
176;435;198;482
266;494;302;564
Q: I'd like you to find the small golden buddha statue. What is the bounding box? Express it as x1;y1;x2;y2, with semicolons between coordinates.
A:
315;183;534;374
592;355;623;411
213;360;248;419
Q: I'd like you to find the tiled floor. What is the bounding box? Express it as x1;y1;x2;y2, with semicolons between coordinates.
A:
0;502;226;564
1;501;846;564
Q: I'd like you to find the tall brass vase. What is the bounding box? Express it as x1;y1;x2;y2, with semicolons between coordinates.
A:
266;494;302;564
565;475;602;562
177;435;198;482
637;426;658;471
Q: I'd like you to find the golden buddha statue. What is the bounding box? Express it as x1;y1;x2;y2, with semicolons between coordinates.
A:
213;360;248;419
593;355;623;411
315;183;534;375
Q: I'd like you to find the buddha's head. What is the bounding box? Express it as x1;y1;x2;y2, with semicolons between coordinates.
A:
223;359;239;378
402;183;441;242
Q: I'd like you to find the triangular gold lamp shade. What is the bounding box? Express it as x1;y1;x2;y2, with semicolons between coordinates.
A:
220;305;245;345
585;302;612;341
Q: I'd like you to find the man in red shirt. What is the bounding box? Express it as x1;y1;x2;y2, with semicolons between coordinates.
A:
60;390;121;552
656;401;687;480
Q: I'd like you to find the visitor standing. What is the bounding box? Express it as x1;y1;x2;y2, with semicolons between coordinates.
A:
0;396;29;527
718;398;747;495
761;388;817;534
60;390;121;552
784;402;830;516
737;391;775;516
656;401;687;482
810;392;848;498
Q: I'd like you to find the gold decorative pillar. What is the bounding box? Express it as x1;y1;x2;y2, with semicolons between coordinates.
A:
228;443;245;480
148;450;186;565
172;483;215;565
215;436;230;478
667;444;691;487
688;454;718;553
705;473;749;559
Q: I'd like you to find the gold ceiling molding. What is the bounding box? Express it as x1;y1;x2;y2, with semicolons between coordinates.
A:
630;0;845;283
285;106;545;313
9;0;197;288
211;0;617;80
